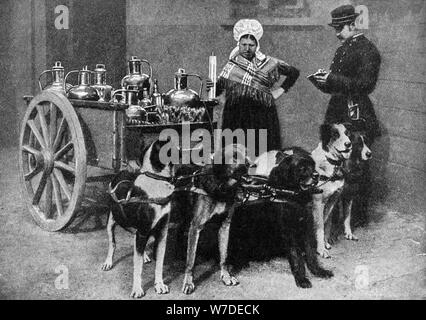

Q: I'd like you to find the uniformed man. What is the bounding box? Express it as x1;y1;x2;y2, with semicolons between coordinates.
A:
313;4;382;226
314;4;381;143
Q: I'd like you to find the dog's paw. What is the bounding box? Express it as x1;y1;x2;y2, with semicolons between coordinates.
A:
221;273;239;286
130;286;145;299
143;252;152;264
314;268;334;279
325;242;332;250
344;232;359;241
155;282;169;294
317;248;331;259
101;260;113;271
182;282;195;295
295;277;312;289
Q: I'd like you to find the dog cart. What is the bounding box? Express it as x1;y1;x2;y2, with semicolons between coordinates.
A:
19;60;216;231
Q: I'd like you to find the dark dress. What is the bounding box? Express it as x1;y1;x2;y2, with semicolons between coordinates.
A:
216;54;299;154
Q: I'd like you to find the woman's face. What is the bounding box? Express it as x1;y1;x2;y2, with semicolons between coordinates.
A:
239;37;257;61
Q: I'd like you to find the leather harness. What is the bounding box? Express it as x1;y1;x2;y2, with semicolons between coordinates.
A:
108;169;322;209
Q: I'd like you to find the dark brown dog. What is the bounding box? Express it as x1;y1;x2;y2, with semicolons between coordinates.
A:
229;147;334;288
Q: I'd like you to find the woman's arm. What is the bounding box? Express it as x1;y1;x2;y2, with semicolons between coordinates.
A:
278;61;300;92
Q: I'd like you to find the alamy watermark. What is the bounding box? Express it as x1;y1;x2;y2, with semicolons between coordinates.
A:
158;124;268;165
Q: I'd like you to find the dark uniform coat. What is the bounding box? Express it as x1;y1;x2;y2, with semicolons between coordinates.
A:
322;33;381;142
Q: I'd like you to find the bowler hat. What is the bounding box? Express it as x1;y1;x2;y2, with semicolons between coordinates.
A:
328;5;359;27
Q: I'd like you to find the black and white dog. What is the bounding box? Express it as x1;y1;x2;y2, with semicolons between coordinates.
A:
311;123;352;258
101;139;175;298
339;124;372;241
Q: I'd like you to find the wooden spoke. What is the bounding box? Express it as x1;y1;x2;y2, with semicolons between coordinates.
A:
32;170;49;205
54;141;73;160
51;174;64;217
53;168;71;201
36;104;50;148
22;144;40;156
45;176;53;218
54;160;75;174
27;120;46;149
49;102;57;147
24;166;42;181
52;117;66;153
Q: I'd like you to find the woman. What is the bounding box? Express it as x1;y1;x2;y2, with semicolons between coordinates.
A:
213;19;301;267
216;19;300;154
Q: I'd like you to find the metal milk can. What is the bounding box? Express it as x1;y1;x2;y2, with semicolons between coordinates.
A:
121;56;152;100
65;66;100;101
91;64;113;102
38;61;71;94
163;68;203;108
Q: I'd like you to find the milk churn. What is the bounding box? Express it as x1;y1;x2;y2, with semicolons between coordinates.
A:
121;56;152;100
91;64;113;102
38;61;70;94
163;68;203;108
65;66;100;101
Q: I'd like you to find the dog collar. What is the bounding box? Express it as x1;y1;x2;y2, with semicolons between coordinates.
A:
141;171;174;184
326;157;343;166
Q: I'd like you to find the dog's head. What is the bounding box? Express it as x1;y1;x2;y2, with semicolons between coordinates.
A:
139;138;177;176
320;122;352;160
268;147;318;192
350;130;372;162
343;124;372;182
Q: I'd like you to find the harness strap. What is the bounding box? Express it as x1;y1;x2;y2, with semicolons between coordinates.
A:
141;171;173;183
108;181;171;206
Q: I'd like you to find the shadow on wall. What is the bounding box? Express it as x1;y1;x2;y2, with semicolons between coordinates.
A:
370;121;390;207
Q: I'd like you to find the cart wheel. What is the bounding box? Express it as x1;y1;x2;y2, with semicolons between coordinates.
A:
19;91;87;231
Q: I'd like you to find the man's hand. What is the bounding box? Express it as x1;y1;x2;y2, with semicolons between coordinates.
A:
314;71;330;84
271;87;285;100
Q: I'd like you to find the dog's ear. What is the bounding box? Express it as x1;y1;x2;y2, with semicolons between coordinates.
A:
139;141;149;165
342;121;353;132
350;119;367;133
320;123;333;151
268;156;293;187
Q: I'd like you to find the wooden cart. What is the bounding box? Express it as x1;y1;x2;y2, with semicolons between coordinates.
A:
19;91;215;231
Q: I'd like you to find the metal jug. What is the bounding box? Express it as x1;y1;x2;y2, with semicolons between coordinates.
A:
65;66;100;101
151;78;163;111
163;68;203;108
121;56;152;100
112;86;146;120
38;61;71;94
91;64;113;102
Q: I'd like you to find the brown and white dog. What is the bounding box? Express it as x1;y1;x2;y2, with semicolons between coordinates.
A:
311;123;352;258
339;127;372;241
101;139;175;298
176;143;250;294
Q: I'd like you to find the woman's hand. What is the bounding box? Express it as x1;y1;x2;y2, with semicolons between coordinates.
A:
205;78;214;91
271;87;285;100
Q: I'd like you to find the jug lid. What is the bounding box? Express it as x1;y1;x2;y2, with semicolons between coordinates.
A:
94;64;106;72
129;56;141;63
52;61;64;70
